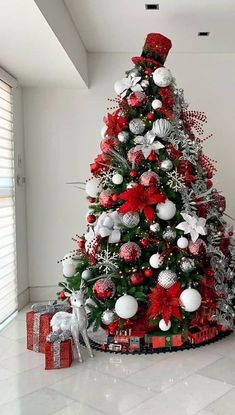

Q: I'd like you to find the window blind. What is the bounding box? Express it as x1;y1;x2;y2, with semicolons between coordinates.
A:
0;79;17;326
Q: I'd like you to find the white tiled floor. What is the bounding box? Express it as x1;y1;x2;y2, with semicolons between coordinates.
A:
0;306;235;415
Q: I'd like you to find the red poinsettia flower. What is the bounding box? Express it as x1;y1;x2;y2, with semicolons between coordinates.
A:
103;110;128;137
148;283;182;324
90;153;110;176
118;184;166;222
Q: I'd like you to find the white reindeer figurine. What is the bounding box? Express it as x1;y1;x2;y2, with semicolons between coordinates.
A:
50;284;94;362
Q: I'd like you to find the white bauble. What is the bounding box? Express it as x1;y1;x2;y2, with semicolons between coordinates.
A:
101;124;107;139
156;199;176;220
63;262;76;278
85;178;102;198
180;288;202;312
152;118;172;139
159;319;171;331
149;253;164;269
177;237;189;249
151;99;162;110
153;67;172;87
112;173;123;185
115;294;138;319
81;269;92;280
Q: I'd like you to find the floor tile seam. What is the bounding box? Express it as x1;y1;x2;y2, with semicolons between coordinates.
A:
46;386;111;415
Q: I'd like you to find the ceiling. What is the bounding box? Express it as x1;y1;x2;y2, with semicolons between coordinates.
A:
65;0;235;54
0;0;85;86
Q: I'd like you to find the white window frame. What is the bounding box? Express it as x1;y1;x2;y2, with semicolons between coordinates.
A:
0;67;18;330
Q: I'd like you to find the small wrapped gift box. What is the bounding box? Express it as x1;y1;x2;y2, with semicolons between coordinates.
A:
26;302;70;353
45;331;73;370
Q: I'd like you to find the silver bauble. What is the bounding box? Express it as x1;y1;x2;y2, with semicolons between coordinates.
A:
118;131;129;143
152;119;172;139
141;79;149;88
129;118;145;135
160;159;173;172
180;257;195;272
158;269;178;289
150;222;161;233
122;212;140;228
81;269;92;280
162;226;176;242
101;310;115;325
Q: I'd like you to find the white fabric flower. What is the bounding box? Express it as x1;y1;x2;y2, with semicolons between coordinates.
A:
114;74;142;98
94;211;122;243
133;131;165;159
176;213;207;243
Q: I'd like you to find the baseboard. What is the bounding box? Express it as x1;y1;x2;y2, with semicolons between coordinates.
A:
18;287;30;310
29;285;58;302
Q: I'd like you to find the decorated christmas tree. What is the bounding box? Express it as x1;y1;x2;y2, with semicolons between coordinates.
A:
58;33;235;352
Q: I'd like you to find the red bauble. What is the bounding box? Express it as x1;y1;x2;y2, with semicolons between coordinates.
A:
78;240;85;249
100;137;117;154
130;170;137;178
93;278;115;301
87;214;96;224
119;242;141;262
112;194;119;202
59;291;66;300
207;179;213;188
188;238;206;257
127;148;144;166
140;238;149;248
139;171;159;187
127;91;147;108
89;197;96;203
130;271;144;286
148;151;157;161
144;268;154;278
99;190;113;208
146;112;155;121
144;68;153;75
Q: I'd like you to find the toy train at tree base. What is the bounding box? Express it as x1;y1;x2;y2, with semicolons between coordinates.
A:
101;325;224;353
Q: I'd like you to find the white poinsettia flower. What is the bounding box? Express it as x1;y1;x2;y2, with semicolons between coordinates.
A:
114;74;142;97
133;131;165;159
176;213;207;243
94;211;122;244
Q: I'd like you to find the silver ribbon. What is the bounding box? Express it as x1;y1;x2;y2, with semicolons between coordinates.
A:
32;302;70;352
47;330;71;369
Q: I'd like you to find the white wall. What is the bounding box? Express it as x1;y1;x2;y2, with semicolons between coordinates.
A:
23;52;235;301
13;87;29;308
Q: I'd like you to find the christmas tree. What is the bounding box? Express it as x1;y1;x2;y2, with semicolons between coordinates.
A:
59;33;235;352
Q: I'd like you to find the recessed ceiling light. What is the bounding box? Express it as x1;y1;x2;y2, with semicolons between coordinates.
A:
198;32;210;37
145;4;159;10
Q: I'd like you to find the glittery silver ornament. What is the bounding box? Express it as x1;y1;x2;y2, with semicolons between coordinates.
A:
129;118;145;135
140;79;149;88
150;223;161;233
160;159;173;172
158;269;178;289
162;226;176;242
118;131;129;143
122;212;140;228
101;310;115;325
180;257;195;272
81;269;92;280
